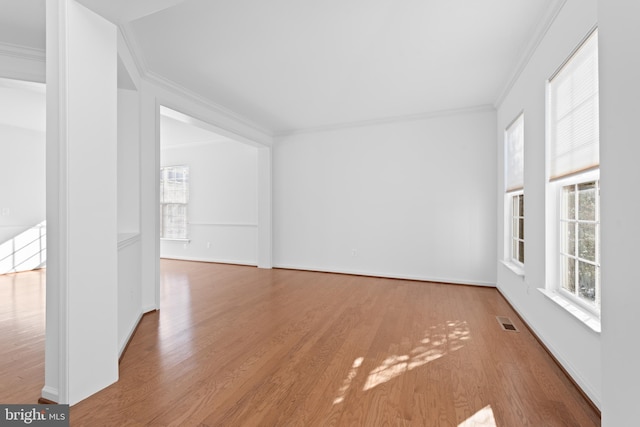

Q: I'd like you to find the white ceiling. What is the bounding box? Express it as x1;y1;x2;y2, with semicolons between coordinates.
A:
1;0;559;134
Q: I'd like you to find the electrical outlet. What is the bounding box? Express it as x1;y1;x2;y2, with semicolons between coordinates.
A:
0;208;9;216
351;249;357;256
207;242;211;249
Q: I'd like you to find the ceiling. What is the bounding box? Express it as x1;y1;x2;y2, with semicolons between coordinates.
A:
1;0;560;135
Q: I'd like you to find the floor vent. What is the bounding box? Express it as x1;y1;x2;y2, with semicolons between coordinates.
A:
496;316;519;332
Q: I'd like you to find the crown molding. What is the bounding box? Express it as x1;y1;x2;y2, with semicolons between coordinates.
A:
145;69;273;138
117;22;273;144
493;0;568;109
160;139;229;150
0;42;45;62
274;104;496;138
119;22;147;80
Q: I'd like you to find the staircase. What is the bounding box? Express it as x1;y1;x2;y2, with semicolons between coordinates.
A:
0;221;46;275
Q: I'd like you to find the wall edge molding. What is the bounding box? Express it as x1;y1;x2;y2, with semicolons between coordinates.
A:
274;104;496;138
496;285;602;410
0;42;45;62
493;0;568;109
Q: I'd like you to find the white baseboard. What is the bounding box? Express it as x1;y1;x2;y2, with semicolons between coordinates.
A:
41;385;59;403
118;311;143;358
497;288;602;409
273;263;496;287
160;255;257;267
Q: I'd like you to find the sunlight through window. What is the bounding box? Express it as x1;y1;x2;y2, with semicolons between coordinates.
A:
333;357;363;405
363;320;470;391
458;405;496;427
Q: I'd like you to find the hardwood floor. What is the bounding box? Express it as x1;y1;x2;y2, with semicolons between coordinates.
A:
1;261;600;426
0;269;45;404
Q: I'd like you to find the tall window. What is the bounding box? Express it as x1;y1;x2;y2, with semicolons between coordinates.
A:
160;165;189;239
505;113;524;265
548;29;600;311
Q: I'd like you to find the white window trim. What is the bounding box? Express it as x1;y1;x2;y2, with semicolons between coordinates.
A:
537;288;600;333
545;169;601;331
160;165;190;240
504;190;524;274
544;29;600;331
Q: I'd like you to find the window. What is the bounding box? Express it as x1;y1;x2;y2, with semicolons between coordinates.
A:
505;113;524;265
560;180;600;306
548;29;600;312
511;193;524;264
160;165;189;239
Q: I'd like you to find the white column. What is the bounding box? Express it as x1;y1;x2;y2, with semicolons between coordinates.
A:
139;81;160;311
257;146;272;268
44;0;118;405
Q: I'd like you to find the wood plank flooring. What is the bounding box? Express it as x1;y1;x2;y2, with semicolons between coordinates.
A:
1;261;600;426
0;269;46;404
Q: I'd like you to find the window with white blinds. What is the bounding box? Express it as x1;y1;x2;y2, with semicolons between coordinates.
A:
160;165;189;239
548;29;599;180
505;113;524;192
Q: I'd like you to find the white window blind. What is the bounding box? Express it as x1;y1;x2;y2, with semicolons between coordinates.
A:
549;30;599;180
160;165;189;239
505;114;524;192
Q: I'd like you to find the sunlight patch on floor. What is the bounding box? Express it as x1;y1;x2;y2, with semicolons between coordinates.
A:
363;320;470;391
458;405;497;427
333;357;364;404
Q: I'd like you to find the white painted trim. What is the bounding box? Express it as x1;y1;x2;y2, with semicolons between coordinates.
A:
273;264;496;287
161;140;227;150
118;311;143;358
0;42;45;83
161;255;256;266
538;288;601;333
142;305;157;314
500;260;525;278
119;23;147;78
0;42;45;62
146;70;273;143
498;288;601;409
188;222;257;227
117;28;141;90
275;104;496;137
119;0;189;22
494;0;568;108
41;386;59;403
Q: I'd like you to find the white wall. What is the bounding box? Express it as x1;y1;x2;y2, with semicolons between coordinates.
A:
0;82;45;244
117;88;140;233
160;139;258;265
598;1;640;425
45;0;118;405
495;0;601;408
118;237;142;356
117;86;142;358
274;108;497;286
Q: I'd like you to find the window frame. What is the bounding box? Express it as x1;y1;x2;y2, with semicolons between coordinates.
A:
508;191;525;267
552;170;600;316
160;165;190;241
545;28;601;319
504;113;525;269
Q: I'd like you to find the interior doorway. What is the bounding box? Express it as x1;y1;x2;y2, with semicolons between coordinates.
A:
159;107;260;268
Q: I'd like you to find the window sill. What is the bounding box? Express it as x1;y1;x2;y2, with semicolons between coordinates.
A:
537;288;601;333
161;238;190;243
500;260;525;277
